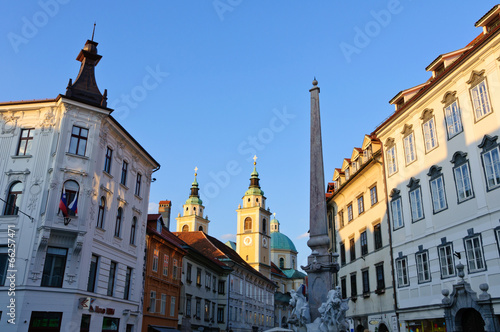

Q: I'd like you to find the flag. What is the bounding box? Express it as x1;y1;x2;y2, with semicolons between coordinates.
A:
68;194;78;215
59;193;68;217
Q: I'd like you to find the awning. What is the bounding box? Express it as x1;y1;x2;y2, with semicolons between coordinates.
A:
148;325;181;332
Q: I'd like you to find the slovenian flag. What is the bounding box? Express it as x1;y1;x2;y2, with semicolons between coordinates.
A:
68;194;78;215
59;193;69;217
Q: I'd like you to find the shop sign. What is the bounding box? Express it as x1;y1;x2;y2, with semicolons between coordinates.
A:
369;320;379;325
78;298;115;315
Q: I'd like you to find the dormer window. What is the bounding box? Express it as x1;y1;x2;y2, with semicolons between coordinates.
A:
157;219;162;233
396;99;405;110
435;63;445;76
486;14;500;32
345;168;350;180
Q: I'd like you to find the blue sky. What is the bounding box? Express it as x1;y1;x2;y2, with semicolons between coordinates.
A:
1;1;497;269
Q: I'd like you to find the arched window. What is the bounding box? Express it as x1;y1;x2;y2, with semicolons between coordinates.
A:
114;207;123;238
130;216;137;245
4;181;23;215
279;257;285;269
182;225;189;232
292;257;295;269
198;225;203;232
97;197;106;228
262;218;267;234
60;180;79;217
244;217;252;232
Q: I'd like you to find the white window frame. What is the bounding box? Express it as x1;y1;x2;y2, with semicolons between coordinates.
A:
464;235;486;273
430;176;447;213
438;243;455;278
444;100;463;139
396;257;409;287
409;187;424;222
391;197;404;230
386;146;397;176
403;132;417;165
149;291;156;313
454;162;474;202
160;293;167;315
415;251;431;283
152;249;159;272
163;254;169;277
471;80;492;121
482;146;500;190
370;186;377;206
422;118;438;152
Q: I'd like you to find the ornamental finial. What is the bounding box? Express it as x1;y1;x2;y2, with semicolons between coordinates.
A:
253;155;257;165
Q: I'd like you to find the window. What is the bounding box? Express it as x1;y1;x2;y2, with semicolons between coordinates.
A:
408;178;424;222
206;272;211;289
386;145;397;175
415;250;431;283
345;168;350;180
403;132;417;165
370;186;378;205
279;257;284;269
60;180;79;217
135;173;142;196
349;237;356;262
129;217;137;245
124;267;132;300
429;166;447;213
452;152;474;202
218;280;225;294
204;301;210;321
390;189;404;230
80;314;91;332
338;210;344;228
262;218;267;234
196;268;201;285
186;296;192;317
114;208;123;238
470;78;492;120
0;247;8;286
357;195;364;214
30;312;63;331
350;273;357;298
152;249;159;272
422;117;438;152
375;264;385;291
444;99;463;139
360;231;368;256
196;299;201;319
41;247;67;287
170;296;176;317
244;217;252;232
107;261;117;296
186;263;192;283
464;234;486;273
374;224;382;250
347;204;353;222
17;128;34;155
104;147;112;173
438;243;455;278
340;277;347;299
213;276;217;292
173;259;178;279
396;257;409;287
97;197;106;228
149;291;156;313
163;255;169;277
362;269;370;295
4;181;23;215
160;294;167;315
480;136;500;190
121;161;128;186
69;125;88;156
87;255;98;292
217;306;225;323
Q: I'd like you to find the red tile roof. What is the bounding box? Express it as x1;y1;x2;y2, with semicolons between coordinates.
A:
271;262;287;277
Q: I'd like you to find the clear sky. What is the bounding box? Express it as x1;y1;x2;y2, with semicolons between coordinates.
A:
1;1;497;270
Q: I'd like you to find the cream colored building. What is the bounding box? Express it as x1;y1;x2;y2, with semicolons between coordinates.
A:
375;5;500;331
326;135;396;332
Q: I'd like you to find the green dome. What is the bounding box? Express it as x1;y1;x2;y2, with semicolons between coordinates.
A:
244;187;264;196
185;196;203;205
271;232;297;252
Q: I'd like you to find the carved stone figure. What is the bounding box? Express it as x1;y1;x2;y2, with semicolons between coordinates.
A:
288;284;311;330
315;286;349;332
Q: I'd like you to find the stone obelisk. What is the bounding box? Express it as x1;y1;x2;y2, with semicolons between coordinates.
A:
302;78;338;322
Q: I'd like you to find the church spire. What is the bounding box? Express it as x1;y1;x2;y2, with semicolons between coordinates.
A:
245;155;264;196
186;167;202;205
65;33;107;108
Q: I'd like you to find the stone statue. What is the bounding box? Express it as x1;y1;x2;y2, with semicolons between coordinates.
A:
288;284;311;330
309;286;349;332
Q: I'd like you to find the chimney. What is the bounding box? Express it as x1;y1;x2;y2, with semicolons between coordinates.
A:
158;200;172;230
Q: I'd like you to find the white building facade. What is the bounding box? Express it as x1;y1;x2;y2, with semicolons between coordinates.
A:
0;39;159;332
375;6;500;331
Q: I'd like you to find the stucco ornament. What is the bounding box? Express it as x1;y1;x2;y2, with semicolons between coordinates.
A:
288;284;311;331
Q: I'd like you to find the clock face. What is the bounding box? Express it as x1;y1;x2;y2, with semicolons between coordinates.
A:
244;236;252;246
262;238;267;248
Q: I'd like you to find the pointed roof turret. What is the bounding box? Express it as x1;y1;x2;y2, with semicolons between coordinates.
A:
65;30;107;108
245;155;264;196
270;213;280;233
186;167;203;205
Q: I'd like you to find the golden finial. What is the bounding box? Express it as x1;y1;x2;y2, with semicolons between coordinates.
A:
194;166;198;177
253;155;257;165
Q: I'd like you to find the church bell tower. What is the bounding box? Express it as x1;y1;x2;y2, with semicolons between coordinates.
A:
236;156;271;278
176;167;210;233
